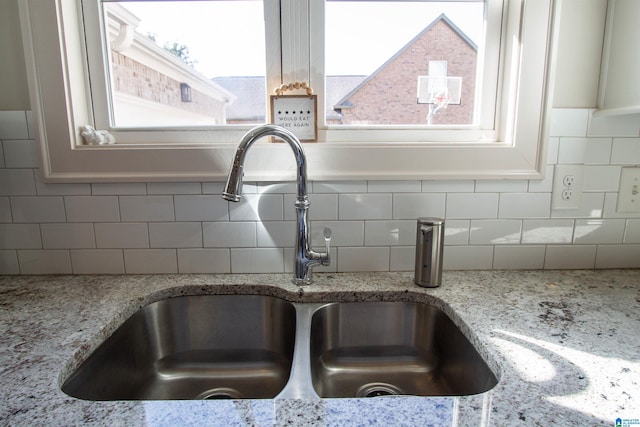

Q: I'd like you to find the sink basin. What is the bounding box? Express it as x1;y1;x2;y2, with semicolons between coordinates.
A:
62;295;296;400
309;301;497;398
62;295;497;401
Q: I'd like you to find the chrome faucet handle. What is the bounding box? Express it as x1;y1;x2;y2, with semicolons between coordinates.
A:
322;227;331;266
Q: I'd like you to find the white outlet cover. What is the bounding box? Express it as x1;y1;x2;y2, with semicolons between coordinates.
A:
617;167;640;213
552;165;584;210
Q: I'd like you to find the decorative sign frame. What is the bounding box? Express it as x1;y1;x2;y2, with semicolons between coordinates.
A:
270;95;318;142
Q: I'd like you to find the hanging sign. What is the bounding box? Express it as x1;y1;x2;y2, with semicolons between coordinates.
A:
270;83;317;142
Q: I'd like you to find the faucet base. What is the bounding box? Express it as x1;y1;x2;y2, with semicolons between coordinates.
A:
292;277;313;286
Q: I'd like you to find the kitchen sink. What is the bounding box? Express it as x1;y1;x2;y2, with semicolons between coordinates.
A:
309;301;498;398
62;295;497;400
61;295;296;400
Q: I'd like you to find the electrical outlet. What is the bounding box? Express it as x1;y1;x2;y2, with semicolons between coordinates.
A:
552;165;584;210
617;167;640;213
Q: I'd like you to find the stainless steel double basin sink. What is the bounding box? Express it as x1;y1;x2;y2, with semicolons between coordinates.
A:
62;295;497;401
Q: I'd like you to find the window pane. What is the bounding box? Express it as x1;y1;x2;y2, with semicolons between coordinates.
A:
102;1;266;127
325;1;484;126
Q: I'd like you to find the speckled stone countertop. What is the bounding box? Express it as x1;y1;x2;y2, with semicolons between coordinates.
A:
1;270;639;426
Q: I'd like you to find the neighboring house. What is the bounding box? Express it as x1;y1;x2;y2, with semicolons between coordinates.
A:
333;14;477;125
106;4;235;127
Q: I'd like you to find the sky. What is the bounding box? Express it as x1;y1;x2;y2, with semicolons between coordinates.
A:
118;1;484;78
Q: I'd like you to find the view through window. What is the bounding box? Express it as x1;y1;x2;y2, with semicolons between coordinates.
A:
101;0;484;128
325;1;484;126
102;1;267;127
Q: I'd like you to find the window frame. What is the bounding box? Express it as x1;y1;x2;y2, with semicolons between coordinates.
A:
18;0;557;182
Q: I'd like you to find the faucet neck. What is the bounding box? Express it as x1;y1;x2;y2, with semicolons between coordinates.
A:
232;125;308;200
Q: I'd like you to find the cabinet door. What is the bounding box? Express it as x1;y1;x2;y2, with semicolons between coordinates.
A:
596;0;640;117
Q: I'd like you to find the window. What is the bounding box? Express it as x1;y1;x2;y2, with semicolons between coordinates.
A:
19;0;556;182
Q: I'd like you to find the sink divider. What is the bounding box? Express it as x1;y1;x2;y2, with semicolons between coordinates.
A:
276;302;326;400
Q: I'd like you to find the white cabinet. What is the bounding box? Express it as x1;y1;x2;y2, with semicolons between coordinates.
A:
596;0;640;117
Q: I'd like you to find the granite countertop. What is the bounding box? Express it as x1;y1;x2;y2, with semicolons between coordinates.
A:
1;270;639;426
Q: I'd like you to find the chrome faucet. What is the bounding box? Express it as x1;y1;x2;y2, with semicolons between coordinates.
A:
222;124;330;285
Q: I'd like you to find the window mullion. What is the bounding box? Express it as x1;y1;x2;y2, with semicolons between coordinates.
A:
280;0;311;86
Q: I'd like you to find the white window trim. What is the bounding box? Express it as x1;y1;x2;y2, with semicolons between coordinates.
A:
18;0;557;182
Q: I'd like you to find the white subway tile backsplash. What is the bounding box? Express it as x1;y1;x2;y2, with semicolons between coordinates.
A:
493;245;545;269
499;193;551;219
95;223;149;248
175;195;229;221
71;249;125;274
228;194;283;221
257;221;295;248
178;248;230;273
446;193;498;219
0;224;41;249
610;138;640;165
230;248;284;273
119;196;175;222
595;244;640;268
544;245;596;269
41;223;95;249
444;220;470;245
563;137;612;165
0;197;11;222
256;182;296;194
149;222;202;248
470;220;521;245
443;246;494;270
0;111;29;139
203;222;256;248
92;183;146;195
147;182;201;195
475;180;528;193
11;196;66;223
368;181;421;193
0;250;19;274
309;221;364;247
624;219;640;243
522;219;574;244
339;194;392;220
0;169;36;195
365;220;414;246
18;249;72;274
202;182;226;194
124;249;178;274
588;112;640;137
583;166;621;192
2;108;638;274
35;179;91;196
389;246;414;271
573;219;626;244
337;247;390;272
2;140;39;168
65;196;120;222
421;180;475;193
549;108;589;137
551;192;605;219
392;193;446;220
313;181;367;193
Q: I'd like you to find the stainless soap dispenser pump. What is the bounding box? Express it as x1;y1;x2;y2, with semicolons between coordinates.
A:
414;217;445;287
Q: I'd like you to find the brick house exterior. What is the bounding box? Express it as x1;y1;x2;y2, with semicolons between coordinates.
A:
333;14;477;125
